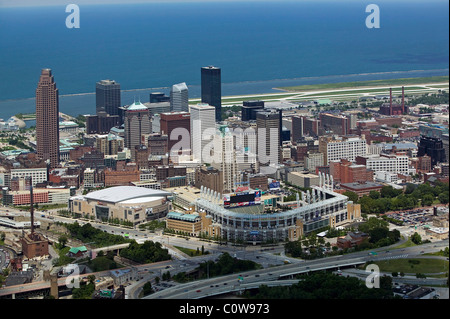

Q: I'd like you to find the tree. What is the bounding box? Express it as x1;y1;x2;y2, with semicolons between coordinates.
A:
142;282;154;296
421;194;434;207
438;192;449;204
58;235;68;249
343;191;359;203
369;190;380;200
411;232;422;245
404;183;417;195
380;186;402;198
358;217;389;234
285;240;303;258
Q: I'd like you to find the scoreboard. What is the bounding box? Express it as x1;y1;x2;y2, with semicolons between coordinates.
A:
223;190;261;208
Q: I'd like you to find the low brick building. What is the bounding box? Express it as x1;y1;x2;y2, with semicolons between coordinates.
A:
336;231;368;249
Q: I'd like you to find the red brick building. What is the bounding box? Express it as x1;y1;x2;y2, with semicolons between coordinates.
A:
159;112;191;153
340;182;384;198
104;169;140;187
337;232;369;249
329;159;373;184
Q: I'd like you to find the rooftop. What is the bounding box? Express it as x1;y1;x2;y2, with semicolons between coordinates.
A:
341;182;384;190
167;211;200;222
83;186;170;204
126;101;148;111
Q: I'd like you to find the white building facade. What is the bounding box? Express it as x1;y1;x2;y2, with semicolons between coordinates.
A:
190;103;216;163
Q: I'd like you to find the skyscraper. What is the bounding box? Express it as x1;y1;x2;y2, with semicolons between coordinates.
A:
96;79;121;116
256;110;281;166
170;82;189;112
190;103;216;163
212;125;238;194
124;101;151;161
241;100;265;121
201;66;221;122
36;68;59;168
160;111;191;155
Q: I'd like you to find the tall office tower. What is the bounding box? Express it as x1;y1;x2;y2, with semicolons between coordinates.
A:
256;110;281;166
96;79;121;116
170;82;189;112
190;103;216;163
36;68;60;168
212;125;238;194
201;66;221;122
241;100;265;121
291;115;304;144
160;111;191;154
124;101;151;161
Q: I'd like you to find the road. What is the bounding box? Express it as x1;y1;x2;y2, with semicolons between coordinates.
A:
1;204;448;299
143;240;448;299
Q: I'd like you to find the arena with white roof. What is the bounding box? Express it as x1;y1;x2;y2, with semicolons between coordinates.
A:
69;186;171;225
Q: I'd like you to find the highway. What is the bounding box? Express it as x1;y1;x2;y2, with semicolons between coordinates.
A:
1;204;448;299
143;239;449;299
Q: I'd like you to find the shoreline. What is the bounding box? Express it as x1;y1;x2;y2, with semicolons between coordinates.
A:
0;74;448;121
0;73;448;104
273;75;449;92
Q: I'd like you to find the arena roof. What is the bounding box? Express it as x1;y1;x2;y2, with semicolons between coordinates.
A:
84;186;170;204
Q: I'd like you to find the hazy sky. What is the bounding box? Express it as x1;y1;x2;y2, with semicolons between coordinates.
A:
1;0;442;8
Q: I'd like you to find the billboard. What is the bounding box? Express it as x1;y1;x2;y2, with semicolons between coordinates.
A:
269;181;280;189
224;190;261;208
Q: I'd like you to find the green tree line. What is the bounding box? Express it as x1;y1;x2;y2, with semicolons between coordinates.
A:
245;272;398;299
343;181;449;215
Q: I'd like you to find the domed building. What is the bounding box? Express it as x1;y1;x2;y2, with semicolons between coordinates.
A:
69;186;171;225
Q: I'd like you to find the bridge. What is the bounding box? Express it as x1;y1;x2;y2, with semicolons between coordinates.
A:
146;256;368;299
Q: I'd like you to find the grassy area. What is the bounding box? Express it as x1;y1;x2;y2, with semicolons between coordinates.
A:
392;238;418;249
15;113;36;120
173;245;208;257
189;93;300;105
276;76;449;92
187;76;448;106
371;258;449;274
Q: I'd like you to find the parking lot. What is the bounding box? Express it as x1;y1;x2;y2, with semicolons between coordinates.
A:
386;208;434;227
385;208;448;241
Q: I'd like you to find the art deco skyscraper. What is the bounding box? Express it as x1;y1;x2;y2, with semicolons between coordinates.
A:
201;66;221;122
36;68;60;168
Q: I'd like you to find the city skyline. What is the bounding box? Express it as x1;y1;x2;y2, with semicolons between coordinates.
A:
0;0;448;305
